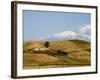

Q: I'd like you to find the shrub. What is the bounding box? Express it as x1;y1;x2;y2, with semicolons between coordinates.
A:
44;41;49;48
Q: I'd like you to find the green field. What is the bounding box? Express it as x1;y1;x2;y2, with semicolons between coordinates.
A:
23;40;91;69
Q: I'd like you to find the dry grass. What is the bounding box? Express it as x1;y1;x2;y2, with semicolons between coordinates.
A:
23;40;91;69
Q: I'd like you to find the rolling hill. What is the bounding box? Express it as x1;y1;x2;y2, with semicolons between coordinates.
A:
23;39;91;69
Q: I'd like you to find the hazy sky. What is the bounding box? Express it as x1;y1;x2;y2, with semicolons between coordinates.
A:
23;10;90;41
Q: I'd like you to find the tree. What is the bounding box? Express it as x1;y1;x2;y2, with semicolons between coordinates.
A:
45;41;49;48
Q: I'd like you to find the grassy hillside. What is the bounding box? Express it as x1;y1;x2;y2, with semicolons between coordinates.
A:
23;40;91;69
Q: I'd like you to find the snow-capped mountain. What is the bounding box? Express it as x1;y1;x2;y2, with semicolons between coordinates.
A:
43;31;90;42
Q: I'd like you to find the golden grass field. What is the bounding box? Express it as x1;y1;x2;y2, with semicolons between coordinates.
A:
23;40;91;69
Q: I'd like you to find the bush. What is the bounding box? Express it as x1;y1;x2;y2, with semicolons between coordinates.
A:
44;41;49;48
57;50;68;56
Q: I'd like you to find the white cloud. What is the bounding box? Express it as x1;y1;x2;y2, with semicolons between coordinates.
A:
79;24;91;34
54;31;77;37
43;24;91;42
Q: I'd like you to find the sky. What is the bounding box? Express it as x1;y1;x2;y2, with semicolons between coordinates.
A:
23;10;91;41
